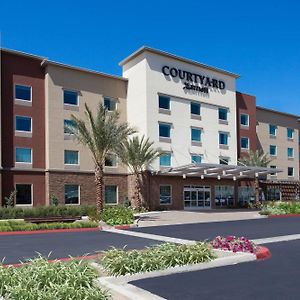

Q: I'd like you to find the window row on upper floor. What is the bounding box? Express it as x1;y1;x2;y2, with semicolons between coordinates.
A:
269;145;296;159
158;95;230;123
14;85;118;111
268;124;296;140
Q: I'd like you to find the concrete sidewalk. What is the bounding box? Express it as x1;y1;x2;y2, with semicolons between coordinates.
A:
136;210;265;227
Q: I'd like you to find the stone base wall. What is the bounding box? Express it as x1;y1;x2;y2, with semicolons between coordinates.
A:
47;171;128;206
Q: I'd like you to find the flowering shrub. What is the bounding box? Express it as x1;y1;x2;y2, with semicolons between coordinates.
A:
211;236;257;253
260;201;300;215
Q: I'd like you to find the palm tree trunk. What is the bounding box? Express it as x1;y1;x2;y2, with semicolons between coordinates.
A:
95;163;104;213
134;173;141;209
254;177;260;208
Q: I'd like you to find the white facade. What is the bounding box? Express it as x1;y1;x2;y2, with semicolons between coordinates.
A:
122;48;238;171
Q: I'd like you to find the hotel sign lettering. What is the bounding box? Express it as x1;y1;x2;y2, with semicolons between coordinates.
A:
162;65;226;94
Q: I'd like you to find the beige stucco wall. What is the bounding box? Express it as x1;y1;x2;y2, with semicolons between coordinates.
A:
45;64;128;173
256;108;299;180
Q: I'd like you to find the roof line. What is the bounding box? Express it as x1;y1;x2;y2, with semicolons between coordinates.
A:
1;47;47;61
119;46;240;79
256;106;300;119
42;60;127;81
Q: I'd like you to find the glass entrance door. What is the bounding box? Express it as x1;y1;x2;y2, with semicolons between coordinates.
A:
184;186;211;209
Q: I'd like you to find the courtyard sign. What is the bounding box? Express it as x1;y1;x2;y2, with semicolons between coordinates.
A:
162;65;226;94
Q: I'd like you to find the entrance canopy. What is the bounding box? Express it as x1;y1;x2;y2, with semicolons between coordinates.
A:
157;163;282;180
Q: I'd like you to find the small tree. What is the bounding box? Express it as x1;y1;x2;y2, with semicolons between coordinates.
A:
239;150;272;208
121;135;161;209
66;103;135;212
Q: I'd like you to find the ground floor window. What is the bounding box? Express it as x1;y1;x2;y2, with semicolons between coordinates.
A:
105;185;118;204
238;186;255;206
266;187;281;201
15;184;32;205
184;186;211;208
64;185;80;204
160;185;172;205
215;186;234;207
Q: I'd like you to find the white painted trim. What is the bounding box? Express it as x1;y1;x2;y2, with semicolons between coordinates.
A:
64;184;81;205
15;147;33;164
64;150;80;165
15;115;32;133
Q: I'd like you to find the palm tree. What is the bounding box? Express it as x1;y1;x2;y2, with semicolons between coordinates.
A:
65;103;135;213
239;150;272;208
121;135;161;209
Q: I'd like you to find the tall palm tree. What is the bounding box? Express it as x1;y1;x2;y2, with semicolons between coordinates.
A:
65;103;135;212
121;135;161;208
239;150;272;207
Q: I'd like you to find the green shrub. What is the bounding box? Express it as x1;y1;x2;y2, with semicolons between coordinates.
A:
0;205;96;220
0;220;98;232
260;201;300;215
101;206;134;226
0;257;109;300
101;242;216;276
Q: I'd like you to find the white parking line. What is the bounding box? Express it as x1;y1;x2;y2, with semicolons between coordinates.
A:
252;234;300;245
103;228;196;245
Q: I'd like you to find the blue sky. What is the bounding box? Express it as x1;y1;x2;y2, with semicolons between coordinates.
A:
1;0;299;115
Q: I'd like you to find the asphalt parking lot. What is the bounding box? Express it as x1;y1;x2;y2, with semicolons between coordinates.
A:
131;239;300;300
0;230;162;265
131;215;300;240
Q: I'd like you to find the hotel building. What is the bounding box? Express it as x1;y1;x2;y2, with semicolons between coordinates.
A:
0;47;299;209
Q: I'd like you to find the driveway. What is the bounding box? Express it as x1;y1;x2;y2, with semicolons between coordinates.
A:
131;239;300;300
137;210;263;227
132;216;300;240
0;230;162;265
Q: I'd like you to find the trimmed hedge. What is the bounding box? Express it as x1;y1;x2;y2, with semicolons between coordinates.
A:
0;205;96;220
0;220;98;232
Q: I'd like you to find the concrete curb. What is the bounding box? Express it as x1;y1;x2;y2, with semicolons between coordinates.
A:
255;246;272;260
268;213;300;218
96;249;256;300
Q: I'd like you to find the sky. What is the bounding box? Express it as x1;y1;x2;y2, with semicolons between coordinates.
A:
1;0;299;115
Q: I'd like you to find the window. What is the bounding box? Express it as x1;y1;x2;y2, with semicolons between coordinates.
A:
270;165;277;176
159;123;171;138
64;185;80;204
215;186;234;207
64;150;79;165
269;124;277;136
105;185;118;204
241;137;249;150
190;102;200;115
160;153;171;167
240;114;249;126
219;157;229;165
160;185;172;204
219;132;228;145
191;128;201;142
105;154;117;167
288;167;294;177
287;148;294;158
16;184;32;205
104;97;117;111
191;154;202;164
266;187;281;201
287;128;294;139
64;90;78;105
16;116;32;132
16;148;32;163
15;85;31;101
158;96;170;110
64;119;76;134
238;186;255;205
218;108;228;121
269;145;277;156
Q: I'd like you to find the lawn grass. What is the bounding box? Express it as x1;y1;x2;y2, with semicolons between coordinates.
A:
0;258;109;300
